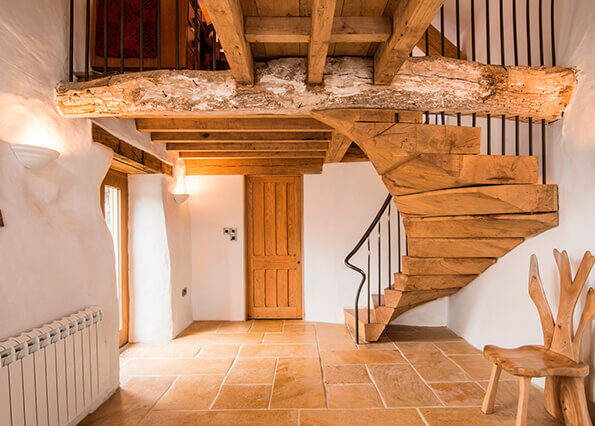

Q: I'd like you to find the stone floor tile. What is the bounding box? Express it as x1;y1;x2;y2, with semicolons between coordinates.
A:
449;355;516;381
120;343;200;359
323;364;371;384
171;332;264;345
320;349;405;365
216;320;254;333
396;342;471;382
153;375;224;410
178;321;221;334
239;344;318;358
139;410;298;426
79;376;174;426
212;384;272;409
434;340;482;355
270;358;326;408
226;358;277;384
250;320;285;333
367;364;441;407
121;358;233;375
299;408;425;425
429;382;485;406
197;344;240;358
385;325;462;342
326;384;384;408
419;407;516;425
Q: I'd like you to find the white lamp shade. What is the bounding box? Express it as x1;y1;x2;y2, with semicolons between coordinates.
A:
11;143;60;169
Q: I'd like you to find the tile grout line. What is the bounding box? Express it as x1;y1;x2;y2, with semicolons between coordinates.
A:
208;344;242;410
137;374;179;425
416;407;431;426
314;323;330;409
364;364;388;408
267;358;279;409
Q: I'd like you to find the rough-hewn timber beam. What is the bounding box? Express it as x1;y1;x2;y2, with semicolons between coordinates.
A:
375;0;445;84
152;131;332;143
179;151;326;159
325;133;352;163
244;16;391;44
56;57;576;122
308;0;337;84
184;158;323;175
166;142;330;151
204;0;254;85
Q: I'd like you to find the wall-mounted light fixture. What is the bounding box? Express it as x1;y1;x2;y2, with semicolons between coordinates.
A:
8;142;60;169
172;158;189;204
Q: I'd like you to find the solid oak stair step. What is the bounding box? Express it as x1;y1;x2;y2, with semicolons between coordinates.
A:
393;273;477;291
369;294;398;324
402;257;496;275
403;213;559;238
384;288;459;310
408;238;524;258
382;155;539;195
343;308;386;342
395;184;558;217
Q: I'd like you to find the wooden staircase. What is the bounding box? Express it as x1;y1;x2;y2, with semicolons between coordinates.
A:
316;109;559;342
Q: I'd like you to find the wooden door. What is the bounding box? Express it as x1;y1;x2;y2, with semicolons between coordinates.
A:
245;176;303;319
100;169;130;347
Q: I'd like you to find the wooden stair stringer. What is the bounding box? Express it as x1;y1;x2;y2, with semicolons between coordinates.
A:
317;109;560;341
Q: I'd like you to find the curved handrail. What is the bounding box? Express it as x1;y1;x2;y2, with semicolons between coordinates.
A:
344;193;393;343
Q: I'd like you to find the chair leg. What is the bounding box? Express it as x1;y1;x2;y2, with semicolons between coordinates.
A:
482;364;502;414
515;376;532;426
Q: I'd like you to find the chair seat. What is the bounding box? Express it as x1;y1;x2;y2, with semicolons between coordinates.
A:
483;344;589;377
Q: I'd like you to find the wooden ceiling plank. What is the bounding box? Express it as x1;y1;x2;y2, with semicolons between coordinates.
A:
204;0;254;85
152;131;332;142
185;158;324;175
374;0;445;84
136;117;332;132
166;142;330;151
179;150;327;159
308;0;338;84
244;16;391;44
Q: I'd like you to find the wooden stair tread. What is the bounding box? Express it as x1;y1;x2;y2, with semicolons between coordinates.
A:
403;213;559;238
402;257;496;275
343;308;386;342
484;345;589;378
384;287;459;309
382;155;539;195
408;238;524;258
395;184;558;217
393;273;477;290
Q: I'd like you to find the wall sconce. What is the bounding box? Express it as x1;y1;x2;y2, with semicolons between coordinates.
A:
172;158;189;204
9;143;60;169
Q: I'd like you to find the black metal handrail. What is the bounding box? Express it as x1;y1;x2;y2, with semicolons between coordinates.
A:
345;194;394;344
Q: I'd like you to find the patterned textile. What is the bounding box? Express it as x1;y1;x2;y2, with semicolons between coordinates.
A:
95;0;158;58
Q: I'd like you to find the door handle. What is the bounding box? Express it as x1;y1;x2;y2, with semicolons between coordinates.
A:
297;261;301;264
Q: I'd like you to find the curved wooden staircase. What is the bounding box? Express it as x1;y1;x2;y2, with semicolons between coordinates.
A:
314;109;559;342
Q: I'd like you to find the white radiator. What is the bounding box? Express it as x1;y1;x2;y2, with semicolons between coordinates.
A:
0;307;103;426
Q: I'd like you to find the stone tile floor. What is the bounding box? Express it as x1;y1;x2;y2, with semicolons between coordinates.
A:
80;321;561;425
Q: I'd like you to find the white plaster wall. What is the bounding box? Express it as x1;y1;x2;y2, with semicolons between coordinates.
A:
128;174;193;342
187;164;447;325
447;0;595;401
187;175;246;321
0;0;119;414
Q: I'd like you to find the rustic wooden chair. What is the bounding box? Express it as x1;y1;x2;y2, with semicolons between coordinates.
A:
481;250;595;426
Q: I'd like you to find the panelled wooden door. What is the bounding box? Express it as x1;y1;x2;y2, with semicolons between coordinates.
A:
100;169;130;347
245;176;303;319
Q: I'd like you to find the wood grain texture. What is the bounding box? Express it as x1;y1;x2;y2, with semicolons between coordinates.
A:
153;131;332;142
416;24;467;60
179;151;326;159
204;0;254;84
374;0;445;84
325;133;352;163
393;273;476;291
407;238;524;258
167;142;330;152
137;117;331;132
308;0;338;84
528;255;555;348
56;57;576;122
185;158;323;175
402;257;496;276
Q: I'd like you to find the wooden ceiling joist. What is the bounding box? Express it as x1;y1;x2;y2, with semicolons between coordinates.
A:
184;158;323;175
308;0;337;84
375;0;445;84
204;0;254;85
151;131;332;143
244;16;391;44
136;117;332;132
179;151;326;159
416;25;467;60
325;133;352;163
166;142;330;151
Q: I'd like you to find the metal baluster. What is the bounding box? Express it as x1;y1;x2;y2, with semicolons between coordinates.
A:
120;0;125;73
85;0;90;80
486;0;491;154
388;203;392;290
367;239;371;323
397;211;402;273
500;0;506;154
103;0;108;74
456;0;461;126
550;0;556;65
471;0;477;127
377;222;381;306
513;0;520;155
140;0;144;71
69;0;74;81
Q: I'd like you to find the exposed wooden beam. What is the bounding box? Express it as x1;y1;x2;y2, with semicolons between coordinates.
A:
136;117;332;132
56;57;576;123
204;0;254;85
92;124;172;175
184;158;323;175
308;0;337;84
375;0;445;84
416;24;466;60
325;133;352;163
179;151;326;159
244;16;391;44
152;131;332;142
341;144;369;162
166;142;329;151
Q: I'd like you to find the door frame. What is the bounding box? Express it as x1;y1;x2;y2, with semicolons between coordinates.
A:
244;175;304;320
100;168;130;347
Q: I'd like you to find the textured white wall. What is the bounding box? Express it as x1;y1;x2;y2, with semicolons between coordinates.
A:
447;0;595;401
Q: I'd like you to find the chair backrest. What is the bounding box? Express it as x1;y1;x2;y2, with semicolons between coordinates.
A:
529;250;595;361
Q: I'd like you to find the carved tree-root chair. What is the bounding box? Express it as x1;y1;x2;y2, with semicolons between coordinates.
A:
481;250;595;426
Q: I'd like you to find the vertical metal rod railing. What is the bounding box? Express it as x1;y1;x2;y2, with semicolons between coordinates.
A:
120;0;125;74
140;0;144;71
388;203;392;290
